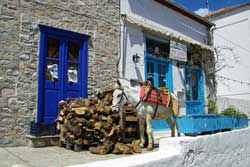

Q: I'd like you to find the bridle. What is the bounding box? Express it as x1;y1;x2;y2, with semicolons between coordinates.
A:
112;87;143;114
112;88;128;112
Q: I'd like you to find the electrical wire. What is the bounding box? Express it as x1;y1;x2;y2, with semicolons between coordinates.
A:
217;75;250;86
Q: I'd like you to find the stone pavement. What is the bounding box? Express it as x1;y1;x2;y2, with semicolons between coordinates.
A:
0;146;130;167
0;131;169;167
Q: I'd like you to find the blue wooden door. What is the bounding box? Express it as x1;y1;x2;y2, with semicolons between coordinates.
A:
37;25;89;123
145;54;173;131
184;67;204;115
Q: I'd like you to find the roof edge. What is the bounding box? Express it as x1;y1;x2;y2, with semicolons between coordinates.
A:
204;2;250;18
154;0;215;27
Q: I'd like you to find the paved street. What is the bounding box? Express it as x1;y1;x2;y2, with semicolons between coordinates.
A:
0;131;168;167
0;146;130;167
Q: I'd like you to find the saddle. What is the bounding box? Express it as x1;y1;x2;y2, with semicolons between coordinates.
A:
140;81;172;107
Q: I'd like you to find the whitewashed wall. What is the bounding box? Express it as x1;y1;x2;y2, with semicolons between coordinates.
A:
119;0;212;114
210;5;250;101
69;128;250;167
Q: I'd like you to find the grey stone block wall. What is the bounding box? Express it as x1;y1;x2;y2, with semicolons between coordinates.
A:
0;0;120;146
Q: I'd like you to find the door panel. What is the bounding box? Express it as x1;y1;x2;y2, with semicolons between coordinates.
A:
66;91;80;98
41;37;86;122
44;89;60;122
64;41;82;99
185;67;204;115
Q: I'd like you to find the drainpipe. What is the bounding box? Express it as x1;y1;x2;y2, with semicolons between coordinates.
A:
120;14;127;78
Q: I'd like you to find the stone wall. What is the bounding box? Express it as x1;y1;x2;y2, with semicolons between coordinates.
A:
0;0;120;146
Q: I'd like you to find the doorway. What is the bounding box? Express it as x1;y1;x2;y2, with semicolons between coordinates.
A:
37;25;90;123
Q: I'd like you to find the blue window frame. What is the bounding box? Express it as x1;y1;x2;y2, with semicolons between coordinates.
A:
37;25;90;123
145;53;173;91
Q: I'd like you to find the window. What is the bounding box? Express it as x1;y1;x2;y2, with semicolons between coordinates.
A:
146;38;170;58
145;37;172;90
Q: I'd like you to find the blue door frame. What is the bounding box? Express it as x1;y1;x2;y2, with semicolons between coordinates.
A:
37;25;90;123
145;52;173;131
184;66;204;115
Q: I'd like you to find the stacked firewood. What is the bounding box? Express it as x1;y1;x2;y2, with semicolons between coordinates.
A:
56;88;141;154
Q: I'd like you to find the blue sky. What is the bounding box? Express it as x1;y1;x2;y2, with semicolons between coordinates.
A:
173;0;250;15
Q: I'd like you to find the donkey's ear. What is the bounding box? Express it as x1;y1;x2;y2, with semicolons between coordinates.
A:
116;79;122;88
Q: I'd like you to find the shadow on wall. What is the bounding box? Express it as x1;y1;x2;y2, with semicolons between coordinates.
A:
134;63;143;81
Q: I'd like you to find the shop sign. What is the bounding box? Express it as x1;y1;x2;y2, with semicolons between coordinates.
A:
170;41;187;62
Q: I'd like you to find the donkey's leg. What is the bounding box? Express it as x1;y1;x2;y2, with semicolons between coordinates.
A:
166;117;175;137
138;116;146;148
173;115;180;137
146;113;153;150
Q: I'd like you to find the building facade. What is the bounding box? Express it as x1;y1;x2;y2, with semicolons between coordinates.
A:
205;3;250;115
0;0;216;146
0;0;120;146
119;0;215;130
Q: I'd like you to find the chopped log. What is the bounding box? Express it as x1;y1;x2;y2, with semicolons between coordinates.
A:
56;87;139;154
131;140;141;153
89;141;114;155
126;127;137;133
72;107;89;115
74;138;83;145
126;115;137;122
112;143;133;154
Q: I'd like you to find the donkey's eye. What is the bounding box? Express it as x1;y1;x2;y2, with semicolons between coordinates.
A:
117;94;122;98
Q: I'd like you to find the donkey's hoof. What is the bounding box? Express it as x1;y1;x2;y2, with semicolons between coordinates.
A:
147;147;153;151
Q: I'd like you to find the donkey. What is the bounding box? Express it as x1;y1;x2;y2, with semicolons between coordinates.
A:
112;79;179;150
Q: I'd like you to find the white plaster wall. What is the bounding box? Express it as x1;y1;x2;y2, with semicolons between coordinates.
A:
210;6;250;101
119;0;212;115
120;24;145;81
217;97;250;115
68;127;250;167
121;0;210;44
172;62;186;115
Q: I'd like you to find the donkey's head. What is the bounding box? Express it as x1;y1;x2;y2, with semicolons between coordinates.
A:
112;79;128;113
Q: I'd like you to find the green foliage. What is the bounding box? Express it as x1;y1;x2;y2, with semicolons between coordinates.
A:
220;107;247;118
207;98;218;114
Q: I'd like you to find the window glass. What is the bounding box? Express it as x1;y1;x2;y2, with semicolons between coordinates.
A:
192;71;199;100
45;61;59;81
47;38;59;58
147;62;154;85
158;64;166;87
146;38;170;58
185;69;191;100
68;41;80;62
68;64;78;83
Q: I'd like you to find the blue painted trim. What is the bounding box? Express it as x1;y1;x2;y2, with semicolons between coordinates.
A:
39;24;90;40
61;39;67;99
168;61;173;92
37;31;46;122
144;52;173;89
82;40;88;98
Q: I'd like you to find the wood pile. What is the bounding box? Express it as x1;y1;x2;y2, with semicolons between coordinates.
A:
56;88;141;154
